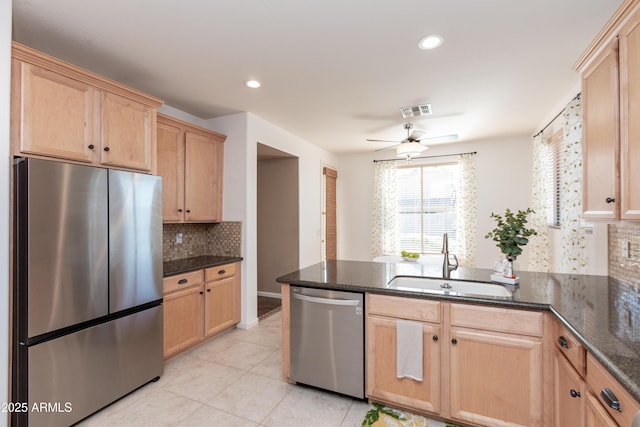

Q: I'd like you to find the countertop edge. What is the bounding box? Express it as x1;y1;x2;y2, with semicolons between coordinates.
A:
163;256;243;277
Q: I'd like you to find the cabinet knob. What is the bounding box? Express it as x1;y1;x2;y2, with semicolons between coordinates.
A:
558;336;569;349
186;209;191;213
103;146;110;152
88;144;95;150
606;197;615;203
199;291;204;295
178;209;183;212
570;389;581;398
432;335;439;342
207;288;211;292
451;338;457;345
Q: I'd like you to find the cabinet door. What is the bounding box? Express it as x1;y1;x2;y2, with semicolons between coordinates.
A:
203;277;236;337
184;131;221;221
157;122;185;221
585;392;617;427
620;13;640;219
449;328;543;427
15;62;97;163
100;92;154;171
163;285;204;358
553;350;584;427
582;39;620;219
366;315;441;414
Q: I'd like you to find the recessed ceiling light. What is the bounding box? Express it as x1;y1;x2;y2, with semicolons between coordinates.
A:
245;80;262;88
418;34;443;50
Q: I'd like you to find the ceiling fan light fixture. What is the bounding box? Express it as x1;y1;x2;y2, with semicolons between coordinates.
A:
418;34;443;50
396;142;428;159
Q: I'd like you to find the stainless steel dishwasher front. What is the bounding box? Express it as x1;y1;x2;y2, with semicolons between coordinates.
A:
290;286;364;399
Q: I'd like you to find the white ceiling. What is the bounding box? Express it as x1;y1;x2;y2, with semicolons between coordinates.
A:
12;0;622;154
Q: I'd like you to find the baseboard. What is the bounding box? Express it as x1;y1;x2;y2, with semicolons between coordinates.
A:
257;291;282;299
236;318;259;329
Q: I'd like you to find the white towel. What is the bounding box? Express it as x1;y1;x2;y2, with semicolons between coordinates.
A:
396;319;423;381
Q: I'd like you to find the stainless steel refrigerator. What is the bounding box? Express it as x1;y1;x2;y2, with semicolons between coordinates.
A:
12;157;163;426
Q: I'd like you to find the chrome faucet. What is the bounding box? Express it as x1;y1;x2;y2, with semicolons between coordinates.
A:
442;233;458;278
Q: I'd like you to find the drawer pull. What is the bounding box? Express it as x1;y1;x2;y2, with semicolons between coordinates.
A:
178;279;188;285
558;336;569;349
601;388;622;412
218;269;226;275
570;389;581;398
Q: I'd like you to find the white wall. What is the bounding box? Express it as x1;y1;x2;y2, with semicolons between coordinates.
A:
205;112;339;328
338;136;537;271
1;0;12;424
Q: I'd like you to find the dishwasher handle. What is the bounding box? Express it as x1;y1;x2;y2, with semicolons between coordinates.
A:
293;293;360;306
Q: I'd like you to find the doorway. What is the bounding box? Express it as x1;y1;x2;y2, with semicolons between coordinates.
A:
256;143;299;319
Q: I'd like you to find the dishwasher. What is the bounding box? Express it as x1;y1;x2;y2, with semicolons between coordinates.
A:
290;286;364;399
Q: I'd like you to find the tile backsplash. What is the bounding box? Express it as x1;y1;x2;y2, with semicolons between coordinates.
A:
163;222;242;261
609;224;640;289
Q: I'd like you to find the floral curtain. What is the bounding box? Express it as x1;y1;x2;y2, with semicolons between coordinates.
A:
560;97;587;273
528;133;552;272
371;161;398;257
456;153;477;267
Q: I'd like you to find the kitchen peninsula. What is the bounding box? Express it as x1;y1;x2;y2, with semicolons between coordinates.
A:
277;260;640;426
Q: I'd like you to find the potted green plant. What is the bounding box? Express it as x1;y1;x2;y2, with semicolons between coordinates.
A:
485;208;537;281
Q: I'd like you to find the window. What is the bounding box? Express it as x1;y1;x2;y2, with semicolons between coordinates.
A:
396;162;458;253
544;129;563;227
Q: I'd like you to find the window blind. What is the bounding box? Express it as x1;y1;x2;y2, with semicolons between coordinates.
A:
396;163;458;253
545;129;563;227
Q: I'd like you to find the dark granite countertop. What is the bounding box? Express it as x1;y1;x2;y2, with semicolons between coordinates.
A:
276;259;640;402
163;255;243;277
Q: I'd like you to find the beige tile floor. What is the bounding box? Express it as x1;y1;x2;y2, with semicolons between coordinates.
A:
77;312;375;427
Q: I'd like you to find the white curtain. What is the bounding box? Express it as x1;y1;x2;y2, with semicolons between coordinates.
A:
456;153;477;267
560;97;587;274
528;133;552;272
371;160;398;257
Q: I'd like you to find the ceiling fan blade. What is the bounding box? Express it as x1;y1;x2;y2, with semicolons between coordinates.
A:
408;130;426;141
417;133;459;143
366;138;402;143
374;143;401;152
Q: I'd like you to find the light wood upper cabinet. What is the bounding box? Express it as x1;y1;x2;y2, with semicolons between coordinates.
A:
100;92;155;171
619;11;640;219
578;2;640;220
581;39;620;220
13;62;97;163
11;42;162;173
157;114;226;223
157;122;184;221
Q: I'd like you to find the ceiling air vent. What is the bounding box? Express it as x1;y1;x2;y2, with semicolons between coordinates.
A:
400;103;432;118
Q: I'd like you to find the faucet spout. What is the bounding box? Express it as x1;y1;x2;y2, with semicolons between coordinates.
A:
442;233;459;278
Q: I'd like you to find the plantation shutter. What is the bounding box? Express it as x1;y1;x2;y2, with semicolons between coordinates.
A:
323;167;337;260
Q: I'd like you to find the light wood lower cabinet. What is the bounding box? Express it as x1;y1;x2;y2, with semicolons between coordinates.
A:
448;304;544;427
163;262;241;359
553;349;585;427
365;296;545;426
366;310;441;413
585;391;617;426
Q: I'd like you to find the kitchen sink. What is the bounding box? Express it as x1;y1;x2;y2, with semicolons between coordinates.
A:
388;276;514;299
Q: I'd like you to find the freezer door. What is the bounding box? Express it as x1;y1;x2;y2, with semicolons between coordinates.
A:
16;158;109;339
109;170;162;312
24;306;163;427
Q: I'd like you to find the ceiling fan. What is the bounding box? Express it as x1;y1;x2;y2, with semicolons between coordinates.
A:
367;123;459;160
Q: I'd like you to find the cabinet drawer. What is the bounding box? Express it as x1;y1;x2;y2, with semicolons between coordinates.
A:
367;293;440;323
163;270;203;294
586;353;640;427
450;303;543;337
205;263;236;282
553;320;586;376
